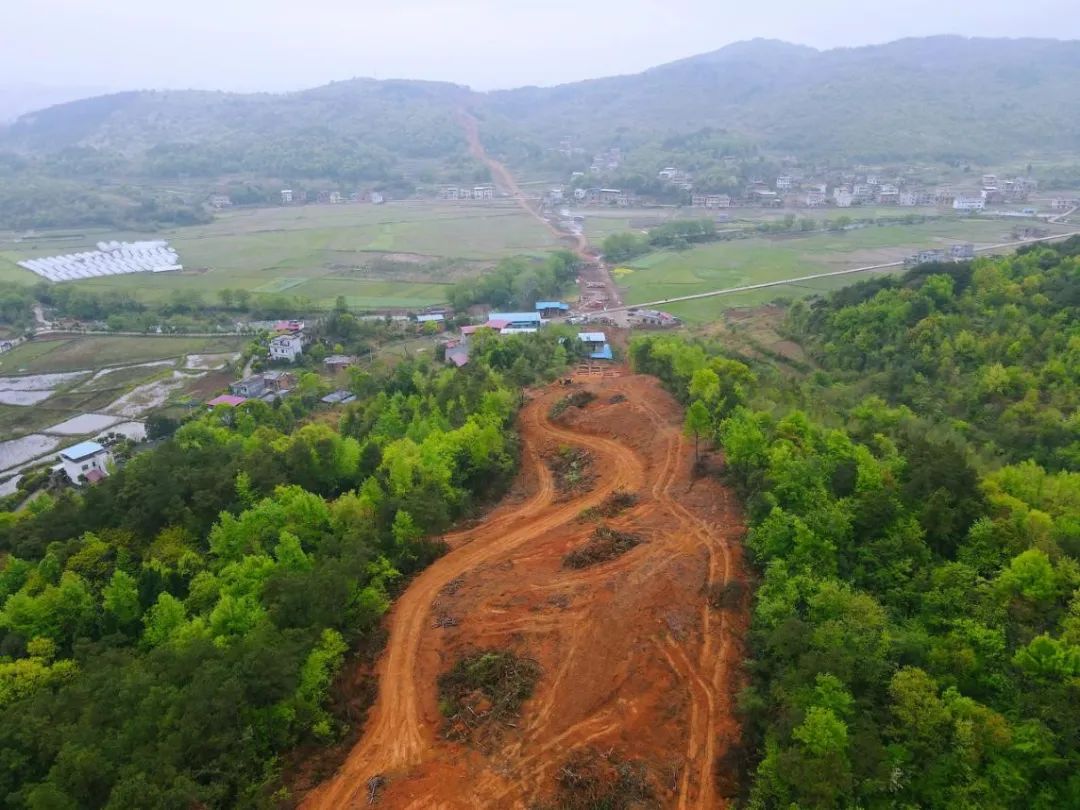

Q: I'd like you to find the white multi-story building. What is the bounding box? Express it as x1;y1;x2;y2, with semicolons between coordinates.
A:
953;195;986;212
269;333;304;362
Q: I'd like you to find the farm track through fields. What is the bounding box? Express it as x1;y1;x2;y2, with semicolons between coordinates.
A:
300;374;748;809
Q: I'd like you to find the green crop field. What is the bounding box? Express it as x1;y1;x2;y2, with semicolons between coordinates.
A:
0;335;246;374
0;201;562;309
617;217;1062;323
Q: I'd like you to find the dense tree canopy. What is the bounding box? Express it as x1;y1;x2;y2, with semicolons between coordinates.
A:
631;238;1080;809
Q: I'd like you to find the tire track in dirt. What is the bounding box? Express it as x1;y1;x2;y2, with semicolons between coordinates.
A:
300;376;746;809
632;397;742;810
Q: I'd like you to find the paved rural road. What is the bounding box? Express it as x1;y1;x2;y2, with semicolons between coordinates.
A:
603;228;1080;314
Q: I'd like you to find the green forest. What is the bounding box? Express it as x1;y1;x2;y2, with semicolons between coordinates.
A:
0;331;575;807
632;237;1080;808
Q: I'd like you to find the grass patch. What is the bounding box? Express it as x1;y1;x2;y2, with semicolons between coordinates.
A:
563;525;643;569
438;650;541;748
578;490;639;522
547;446;596;497
549;390;596;419
541;748;656;810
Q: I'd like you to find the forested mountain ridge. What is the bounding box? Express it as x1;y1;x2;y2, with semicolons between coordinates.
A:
487;36;1080;162
1;79;471;181
4;36;1080;169
631;237;1080;808
788;236;1080;469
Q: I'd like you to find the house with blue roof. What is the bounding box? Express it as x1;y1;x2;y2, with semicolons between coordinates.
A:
577;331;613;361
487;311;543;333
58;440;112;484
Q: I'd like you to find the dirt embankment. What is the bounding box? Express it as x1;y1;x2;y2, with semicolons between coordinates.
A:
299;373;749;809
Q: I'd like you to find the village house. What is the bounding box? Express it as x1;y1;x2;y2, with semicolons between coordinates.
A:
329;191;343;204
904;249;945;267
776;175;793;191
58;440;112;484
269;333;304;362
262;370;295;393
950;243;976;260
416;313;446;331
230;375;268;399
444;337;470;368
1003;177;1037;202
207;394;247;410
691;193;730;209
535;301;570;318
953;195;986;212
577;331;612;360
208;194;232;209
833;187;854;208
852;183;874;202
324;355;357;373
280;189;293;204
898;191;919;206
486;311;543;333
876;183;900;204
473;184;495;200
370;192;385;204
1051;198;1079;211
805;188;827;207
321;390;357;405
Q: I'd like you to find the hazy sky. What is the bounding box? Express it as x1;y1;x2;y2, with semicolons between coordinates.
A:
3;0;1079;93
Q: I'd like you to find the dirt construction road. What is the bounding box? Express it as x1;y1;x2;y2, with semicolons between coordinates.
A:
301;373;747;809
458;109;591;260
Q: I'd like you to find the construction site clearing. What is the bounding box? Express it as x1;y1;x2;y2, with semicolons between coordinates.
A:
298;372;749;810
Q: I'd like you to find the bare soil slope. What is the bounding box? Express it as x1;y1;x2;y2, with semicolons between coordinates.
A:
301;373;748;809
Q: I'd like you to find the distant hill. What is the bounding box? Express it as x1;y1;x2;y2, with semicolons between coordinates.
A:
483;36;1080;162
1;36;1080;230
0;83;111;123
5;37;1080;169
2;79;472;174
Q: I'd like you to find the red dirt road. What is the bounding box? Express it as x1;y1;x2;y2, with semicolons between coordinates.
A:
458;109;591;259
300;374;747;808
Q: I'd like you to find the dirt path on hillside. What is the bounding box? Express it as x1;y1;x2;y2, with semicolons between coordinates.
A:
458;109;591;259
300;374;748;809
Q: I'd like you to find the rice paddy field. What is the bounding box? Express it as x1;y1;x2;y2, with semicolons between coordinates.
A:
0;201;562;309
0;334;245;479
0;335;246;375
